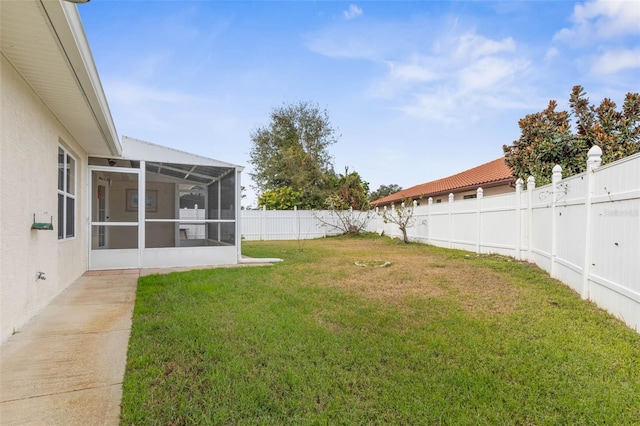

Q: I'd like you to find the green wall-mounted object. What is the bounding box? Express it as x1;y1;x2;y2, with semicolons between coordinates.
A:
31;215;53;230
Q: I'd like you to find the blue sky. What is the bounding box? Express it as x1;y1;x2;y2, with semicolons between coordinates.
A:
79;0;640;207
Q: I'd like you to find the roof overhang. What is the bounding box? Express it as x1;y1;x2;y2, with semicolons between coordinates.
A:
1;0;121;156
372;177;516;207
120;136;244;171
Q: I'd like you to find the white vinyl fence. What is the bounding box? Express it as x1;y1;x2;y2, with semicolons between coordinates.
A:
241;208;356;240
240;147;640;331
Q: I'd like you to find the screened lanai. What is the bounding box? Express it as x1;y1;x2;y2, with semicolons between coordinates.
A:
88;137;243;270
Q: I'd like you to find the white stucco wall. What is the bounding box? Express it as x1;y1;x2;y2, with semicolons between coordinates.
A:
427;184;514;204
1;54;89;343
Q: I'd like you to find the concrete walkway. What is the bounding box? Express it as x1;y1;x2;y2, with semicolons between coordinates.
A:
0;270;139;425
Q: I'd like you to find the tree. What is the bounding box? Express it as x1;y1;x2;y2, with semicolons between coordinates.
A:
570;86;640;164
369;184;403;202
327;168;370;210
380;200;416;244
504;86;640;186
503;100;580;186
250;101;338;209
258;186;303;210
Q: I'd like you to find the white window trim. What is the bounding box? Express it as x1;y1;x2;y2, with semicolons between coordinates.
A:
58;146;77;241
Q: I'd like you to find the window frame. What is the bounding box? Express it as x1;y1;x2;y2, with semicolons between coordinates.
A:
58;146;77;241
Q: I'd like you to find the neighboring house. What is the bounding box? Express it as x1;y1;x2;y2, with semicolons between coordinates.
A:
0;0;243;343
372;157;515;207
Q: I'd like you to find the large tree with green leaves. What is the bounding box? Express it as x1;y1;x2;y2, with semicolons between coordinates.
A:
249;101;338;209
369;184;403;202
504;86;640;186
326;168;370;210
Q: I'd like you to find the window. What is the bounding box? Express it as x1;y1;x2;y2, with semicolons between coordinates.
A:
463;194;477;200
58;147;76;240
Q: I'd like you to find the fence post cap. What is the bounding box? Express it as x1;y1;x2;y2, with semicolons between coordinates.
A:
448;193;454;202
476;187;483;197
587;145;603;170
587;145;603;157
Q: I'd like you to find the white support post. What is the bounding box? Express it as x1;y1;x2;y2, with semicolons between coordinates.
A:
476;187;483;254
427;197;433;245
515;178;524;260
582;146;602;299
235;169;242;262
448;193;454;248
527;176;535;262
138;160;146;268
551;164;562;278
261;205;266;241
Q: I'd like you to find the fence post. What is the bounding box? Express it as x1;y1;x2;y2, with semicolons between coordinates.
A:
448;193;454;248
476;187;483;254
427;197;433;245
294;205;299;240
515;178;524;260
527;176;535;262
261;205;266;240
551;164;562;278
581;146;602;299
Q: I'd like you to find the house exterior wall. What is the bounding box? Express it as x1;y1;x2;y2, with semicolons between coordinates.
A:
1;54;89;343
422;183;513;204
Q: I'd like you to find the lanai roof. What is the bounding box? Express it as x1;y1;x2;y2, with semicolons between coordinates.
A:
372;157;515;206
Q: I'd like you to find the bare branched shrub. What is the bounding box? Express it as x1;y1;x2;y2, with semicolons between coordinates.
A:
380;200;416;243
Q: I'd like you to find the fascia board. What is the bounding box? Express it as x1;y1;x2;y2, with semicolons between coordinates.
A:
40;0;121;156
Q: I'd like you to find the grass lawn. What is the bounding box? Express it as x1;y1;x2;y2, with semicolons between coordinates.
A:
121;235;640;425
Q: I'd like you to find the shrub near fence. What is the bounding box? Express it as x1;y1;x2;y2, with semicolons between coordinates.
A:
240;147;640;332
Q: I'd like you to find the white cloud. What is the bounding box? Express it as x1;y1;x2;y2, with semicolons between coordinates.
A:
370;30;530;121
453;33;516;60
343;4;363;20
387;57;440;83
591;48;640;74
458;56;528;91
545;47;560;60
108;81;198;105
308;15;538;124
554;0;640;44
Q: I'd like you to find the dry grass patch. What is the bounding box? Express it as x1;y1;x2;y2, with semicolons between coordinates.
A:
297;237;521;315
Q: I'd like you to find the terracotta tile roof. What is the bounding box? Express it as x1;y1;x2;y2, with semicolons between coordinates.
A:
372;157;514;206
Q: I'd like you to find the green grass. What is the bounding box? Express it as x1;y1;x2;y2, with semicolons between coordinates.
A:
121;236;640;425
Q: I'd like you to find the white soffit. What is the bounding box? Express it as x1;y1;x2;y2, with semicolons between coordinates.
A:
0;0;120;156
121;136;244;170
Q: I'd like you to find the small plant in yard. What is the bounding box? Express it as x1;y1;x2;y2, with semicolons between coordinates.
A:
314;194;373;235
121;237;640;425
380;199;416;243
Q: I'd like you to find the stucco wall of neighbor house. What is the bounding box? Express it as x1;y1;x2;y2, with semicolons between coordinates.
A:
454;184;514;199
424;184;513;204
1;54;89;344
